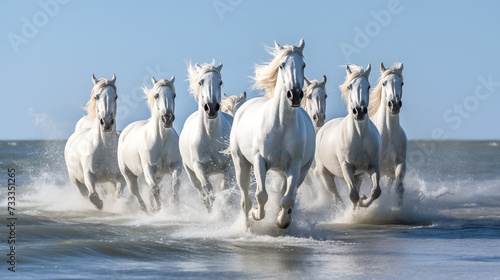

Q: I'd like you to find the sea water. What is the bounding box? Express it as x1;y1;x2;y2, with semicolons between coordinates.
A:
0;140;499;279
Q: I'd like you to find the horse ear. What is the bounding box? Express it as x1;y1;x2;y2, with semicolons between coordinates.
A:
274;41;283;50
151;76;157;85
304;77;311;87
223;93;228;99
216;63;223;72
170;75;175;84
399;63;404;71
346;65;352;75
322;75;327;85
297;39;305;52
195;63;202;69
365;64;371;76
110;74;116;84
380;62;386;72
241;91;246;100
92;74;98;85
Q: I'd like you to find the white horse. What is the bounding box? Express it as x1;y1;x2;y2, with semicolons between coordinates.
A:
368;62;406;205
117;76;182;213
221;91;246;117
229;39;315;229
303;75;327;134
315;64;382;209
179;62;234;212
65;74;124;210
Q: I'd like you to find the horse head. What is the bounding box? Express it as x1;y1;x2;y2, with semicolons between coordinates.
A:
150;76;176;128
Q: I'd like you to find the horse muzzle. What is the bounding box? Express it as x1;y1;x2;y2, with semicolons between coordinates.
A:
162;113;175;128
313;112;326;127
388;100;402;115
353;106;367;121
287;88;304;107
204;103;220;119
100;118;114;132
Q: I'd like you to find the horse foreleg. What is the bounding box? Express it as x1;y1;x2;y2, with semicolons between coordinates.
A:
277;162;301;229
83;172;103;210
184;164;209;211
114;175;126;199
124;170;147;212
359;168;382;208
144;165;161;213
71;177;89;198
251;156;268;221
394;162;406;206
233;152;252;230
192;163;215;212
340;162;359;209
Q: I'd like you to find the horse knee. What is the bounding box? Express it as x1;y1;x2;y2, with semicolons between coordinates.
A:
255;190;268;205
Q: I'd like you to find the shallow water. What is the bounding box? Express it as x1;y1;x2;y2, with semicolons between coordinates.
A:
1;140;500;279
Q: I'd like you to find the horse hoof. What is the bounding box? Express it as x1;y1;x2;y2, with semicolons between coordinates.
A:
276;215;292;229
360;194;368;200
90;195;103;210
251;208;265;220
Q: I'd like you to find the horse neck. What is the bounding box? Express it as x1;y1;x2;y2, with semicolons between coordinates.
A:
346;110;370;137
198;103;222;135
374;93;400;134
271;83;297;125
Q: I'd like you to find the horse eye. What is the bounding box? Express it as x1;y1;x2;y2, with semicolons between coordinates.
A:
303;63;306;69
173;93;177;98
325;94;328;99
279;64;284;70
115;95;118;100
220;81;223;86
368;86;371;90
347;84;352;90
401;82;404;86
198;80;203;86
307;94;312;99
154;94;159;99
94;95;99;100
382;81;387;86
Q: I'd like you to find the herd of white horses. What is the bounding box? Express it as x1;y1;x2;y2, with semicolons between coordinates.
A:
64;39;406;229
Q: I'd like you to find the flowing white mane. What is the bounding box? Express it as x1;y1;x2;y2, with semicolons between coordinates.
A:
339;65;370;103
187;61;222;100
85;78;117;119
143;78;175;112
368;63;404;117
301;78;326;107
252;44;304;99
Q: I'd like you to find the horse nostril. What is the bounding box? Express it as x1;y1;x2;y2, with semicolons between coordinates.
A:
110;119;114;125
362;107;367;114
353;108;358;115
313;115;317;120
398;100;402;107
204;104;209;112
214;103;220;112
299;90;304;99
388;101;393;108
100;119;104;125
287;91;293;100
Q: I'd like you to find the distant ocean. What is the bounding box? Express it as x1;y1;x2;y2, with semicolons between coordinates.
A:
1;140;499;279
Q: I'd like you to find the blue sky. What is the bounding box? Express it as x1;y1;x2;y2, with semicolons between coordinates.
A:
1;0;499;140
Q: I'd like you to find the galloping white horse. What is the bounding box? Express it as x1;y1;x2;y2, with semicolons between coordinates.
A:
229;39;315;229
315;64;382;208
179;62;234;212
65;74;124;210
117;76;182;213
368;62;406;205
303;75;327;134
221;91;246;117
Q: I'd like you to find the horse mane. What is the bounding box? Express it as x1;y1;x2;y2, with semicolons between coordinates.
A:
187;60;221;100
368;62;404;118
339;65;370;103
301;79;326;107
252;44;304;99
143;79;176;112
85;78;117;119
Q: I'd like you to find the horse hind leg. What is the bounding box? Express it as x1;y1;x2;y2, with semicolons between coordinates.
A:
251;156;268;221
71;177;89;198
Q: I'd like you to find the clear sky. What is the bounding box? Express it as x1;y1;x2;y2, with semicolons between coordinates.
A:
1;0;499;140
